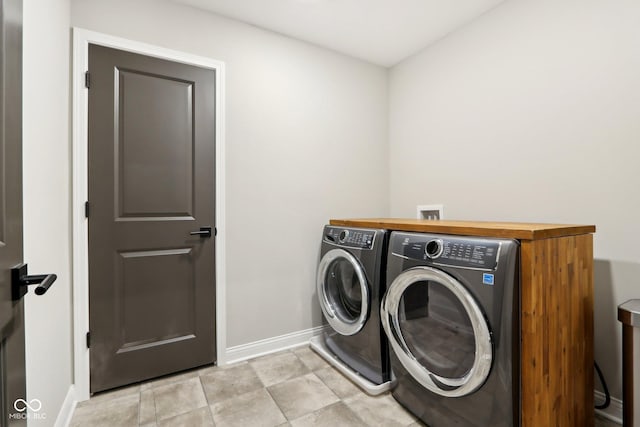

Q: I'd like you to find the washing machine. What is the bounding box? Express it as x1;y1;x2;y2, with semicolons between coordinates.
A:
381;231;519;426
311;225;390;393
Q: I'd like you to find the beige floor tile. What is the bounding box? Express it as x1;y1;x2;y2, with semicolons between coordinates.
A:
141;368;200;391
70;393;139;427
198;360;247;377
250;351;310;387
78;383;141;407
200;362;264;405
344;393;416;427
290;402;367;427
314;366;360;399
211;388;287;427
268;373;340;420
153;377;208;421
292;346;329;371
139;389;156;425
157;406;214;427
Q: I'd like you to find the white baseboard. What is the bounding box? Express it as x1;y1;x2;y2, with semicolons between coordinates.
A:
54;385;77;427
595;390;622;425
225;325;327;365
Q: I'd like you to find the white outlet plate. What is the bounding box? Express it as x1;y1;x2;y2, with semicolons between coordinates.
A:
417;204;444;220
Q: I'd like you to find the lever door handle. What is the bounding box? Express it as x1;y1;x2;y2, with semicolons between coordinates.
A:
12;263;58;300
190;226;212;238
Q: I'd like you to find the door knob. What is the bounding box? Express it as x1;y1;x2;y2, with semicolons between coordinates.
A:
12;263;58;301
189;226;212;238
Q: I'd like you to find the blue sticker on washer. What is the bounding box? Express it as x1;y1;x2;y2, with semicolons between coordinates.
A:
482;273;494;285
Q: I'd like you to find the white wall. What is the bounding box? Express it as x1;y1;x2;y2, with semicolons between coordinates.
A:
70;0;389;348
22;0;73;424
389;0;640;405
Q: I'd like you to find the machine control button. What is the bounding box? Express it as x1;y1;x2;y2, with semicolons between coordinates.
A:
425;239;444;259
328;228;376;249
396;234;501;270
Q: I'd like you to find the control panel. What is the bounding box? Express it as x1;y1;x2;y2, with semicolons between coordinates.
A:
397;234;500;270
324;227;375;249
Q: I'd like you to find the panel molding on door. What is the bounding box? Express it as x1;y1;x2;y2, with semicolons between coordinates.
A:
115;68;195;221
116;248;196;353
88;44;216;393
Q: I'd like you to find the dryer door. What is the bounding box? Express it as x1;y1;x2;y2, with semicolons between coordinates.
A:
381;266;492;397
317;249;370;336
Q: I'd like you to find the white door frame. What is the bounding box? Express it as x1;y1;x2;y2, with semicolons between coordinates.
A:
71;28;227;402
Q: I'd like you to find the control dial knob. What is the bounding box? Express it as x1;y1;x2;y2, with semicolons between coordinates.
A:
425;239;444;259
338;230;350;243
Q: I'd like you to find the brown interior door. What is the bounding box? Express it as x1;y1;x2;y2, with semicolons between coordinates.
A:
88;45;216;393
0;0;26;425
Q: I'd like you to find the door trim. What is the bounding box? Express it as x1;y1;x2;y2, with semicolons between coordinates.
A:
71;28;226;402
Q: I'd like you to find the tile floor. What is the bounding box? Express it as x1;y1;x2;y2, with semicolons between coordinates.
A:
71;346;417;427
71;345;620;427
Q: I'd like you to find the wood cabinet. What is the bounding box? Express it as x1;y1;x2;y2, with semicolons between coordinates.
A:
330;218;596;427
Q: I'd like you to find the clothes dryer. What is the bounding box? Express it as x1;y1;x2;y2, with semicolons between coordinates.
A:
381;231;519;426
311;225;390;393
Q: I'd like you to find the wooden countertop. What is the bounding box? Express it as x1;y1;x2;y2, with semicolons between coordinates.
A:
329;218;596;240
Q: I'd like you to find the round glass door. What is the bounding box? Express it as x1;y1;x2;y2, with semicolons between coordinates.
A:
316;249;369;336
381;266;492;397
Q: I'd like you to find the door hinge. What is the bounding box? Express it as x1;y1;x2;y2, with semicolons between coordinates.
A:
85;201;90;218
84;71;91;89
86;332;91;348
215;227;217;237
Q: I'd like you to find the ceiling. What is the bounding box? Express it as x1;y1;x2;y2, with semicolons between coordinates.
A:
172;0;505;67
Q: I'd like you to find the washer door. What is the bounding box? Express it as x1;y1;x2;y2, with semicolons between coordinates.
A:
381;266;492;397
317;249;370;336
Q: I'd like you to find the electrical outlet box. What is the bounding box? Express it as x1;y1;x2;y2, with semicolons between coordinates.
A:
417;204;444;220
